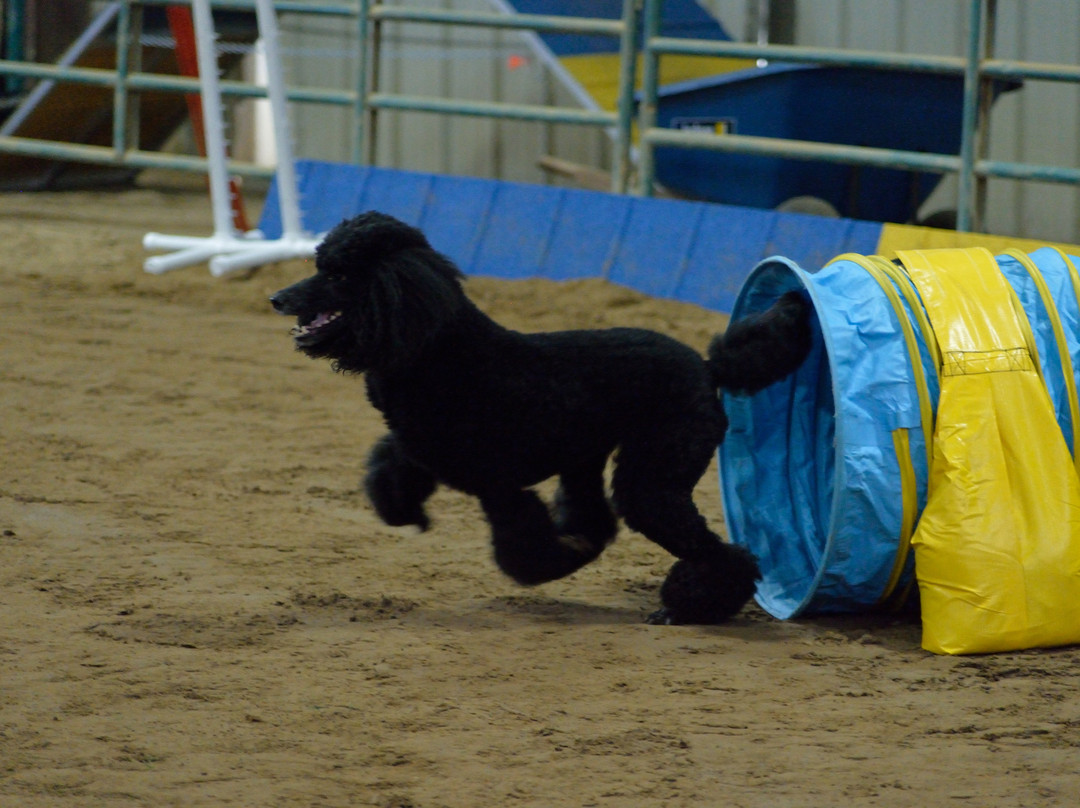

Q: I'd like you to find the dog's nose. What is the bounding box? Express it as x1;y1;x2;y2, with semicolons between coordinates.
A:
269;294;286;313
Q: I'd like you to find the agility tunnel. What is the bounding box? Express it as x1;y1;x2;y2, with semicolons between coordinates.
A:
721;246;1080;654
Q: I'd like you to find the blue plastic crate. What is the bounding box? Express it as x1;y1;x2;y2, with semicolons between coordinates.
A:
652;63;1021;223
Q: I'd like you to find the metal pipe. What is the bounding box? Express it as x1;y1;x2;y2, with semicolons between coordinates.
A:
5;130;1071;188
983;59;1080;83
112;1;133;159
643;127;961;173
0;59;172;86
976;160;1080;185
0;133;275;177
367;93;617;126
610;0;640;193
137;0;357;15
0;60;355;104
353;0;371;165
637;0;664;197
2;0;26;95
1;52;1068;92
974;0;998;232
753;0;769;66
367;0;383;166
647;35;968;74
956;0;984;233
368;6;624;36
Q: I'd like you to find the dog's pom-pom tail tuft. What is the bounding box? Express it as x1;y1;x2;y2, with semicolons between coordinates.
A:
708;290;812;396
651;543;761;625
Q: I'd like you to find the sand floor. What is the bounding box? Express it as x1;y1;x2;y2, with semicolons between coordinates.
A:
2;179;1078;807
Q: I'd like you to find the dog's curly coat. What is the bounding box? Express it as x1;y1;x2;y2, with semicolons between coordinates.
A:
271;211;811;624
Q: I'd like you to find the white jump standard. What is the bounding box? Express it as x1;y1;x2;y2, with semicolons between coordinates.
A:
143;0;319;277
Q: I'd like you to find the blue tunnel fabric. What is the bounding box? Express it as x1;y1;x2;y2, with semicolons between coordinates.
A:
720;257;930;618
720;248;1080;637
996;248;1080;456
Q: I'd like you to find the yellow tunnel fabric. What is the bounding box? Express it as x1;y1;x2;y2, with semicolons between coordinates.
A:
897;248;1080;654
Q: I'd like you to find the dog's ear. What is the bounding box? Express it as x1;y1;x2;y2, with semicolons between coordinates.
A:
317;212;467;370
362;248;466;365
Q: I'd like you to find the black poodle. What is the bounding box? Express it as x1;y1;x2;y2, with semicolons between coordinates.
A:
270;211;811;624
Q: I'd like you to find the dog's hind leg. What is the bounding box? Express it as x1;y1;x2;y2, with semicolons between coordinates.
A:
553;456;618;555
612;426;760;624
364;433;437;531
482;487;607;586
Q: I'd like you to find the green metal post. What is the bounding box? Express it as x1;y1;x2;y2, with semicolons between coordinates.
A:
3;0;26;95
974;0;997;232
367;0;384;166
956;0;984;233
637;0;663;196
610;0;640;193
112;0;133;159
354;0;370;165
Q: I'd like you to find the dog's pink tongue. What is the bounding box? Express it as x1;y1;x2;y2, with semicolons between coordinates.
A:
311;312;335;327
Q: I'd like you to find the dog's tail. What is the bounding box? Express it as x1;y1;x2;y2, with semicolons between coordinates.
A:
707;290;813;396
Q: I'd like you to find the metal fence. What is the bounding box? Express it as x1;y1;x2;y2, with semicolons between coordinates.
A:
356;0;639;192
637;0;1080;232
0;0;1077;235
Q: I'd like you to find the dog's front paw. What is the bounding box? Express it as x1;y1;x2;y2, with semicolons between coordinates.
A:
658;547;760;625
364;434;437;531
645;607;676;626
375;505;431;532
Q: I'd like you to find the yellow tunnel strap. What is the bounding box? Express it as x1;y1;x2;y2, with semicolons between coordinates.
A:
1048;247;1080;319
871;257;943;377
1002;248;1080;464
883;428;918;609
897;248;1037;365
835;254;936;472
941;347;1034;375
831;253;932;606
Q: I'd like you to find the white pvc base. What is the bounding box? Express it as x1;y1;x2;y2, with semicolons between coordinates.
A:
143;230;319;277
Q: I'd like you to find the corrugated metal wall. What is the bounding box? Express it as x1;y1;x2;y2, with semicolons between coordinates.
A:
281;0;608;186
281;1;1079;244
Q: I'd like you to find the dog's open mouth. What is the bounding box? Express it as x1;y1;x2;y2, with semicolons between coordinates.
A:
292;311;343;345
